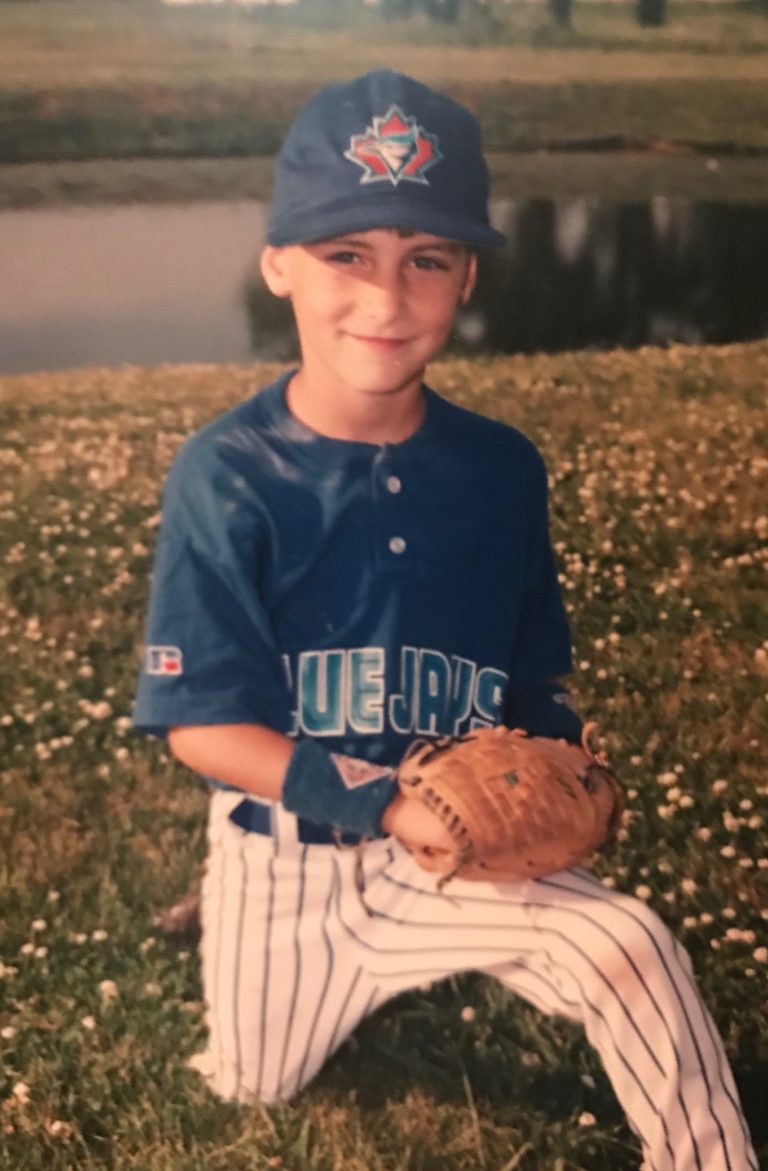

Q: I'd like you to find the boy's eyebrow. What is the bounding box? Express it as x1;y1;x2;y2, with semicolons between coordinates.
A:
321;234;465;254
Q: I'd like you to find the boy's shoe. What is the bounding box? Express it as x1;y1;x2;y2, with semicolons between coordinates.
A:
156;883;202;943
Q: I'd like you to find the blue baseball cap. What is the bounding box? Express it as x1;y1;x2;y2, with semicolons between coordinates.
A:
266;69;505;249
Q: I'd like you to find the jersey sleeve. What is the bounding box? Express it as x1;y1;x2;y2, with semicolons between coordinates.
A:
132;441;292;739
508;452;573;689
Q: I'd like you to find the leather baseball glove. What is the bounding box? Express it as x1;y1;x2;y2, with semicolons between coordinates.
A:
395;724;625;885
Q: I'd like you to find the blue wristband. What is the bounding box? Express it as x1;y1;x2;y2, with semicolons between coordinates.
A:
282;740;398;840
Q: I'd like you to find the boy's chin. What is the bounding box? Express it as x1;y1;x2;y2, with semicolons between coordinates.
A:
346;373;426;398
339;356;432;397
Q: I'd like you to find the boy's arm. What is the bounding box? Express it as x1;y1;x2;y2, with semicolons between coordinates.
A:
168;723;293;802
167;723;450;847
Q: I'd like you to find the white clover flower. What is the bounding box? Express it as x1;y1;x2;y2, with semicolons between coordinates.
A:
48;1120;73;1140
711;779;728;794
31;919;46;932
98;979;119;1003
578;1111;597;1127
19;942;35;956
34;946;48;959
72;932;88;945
11;1081;30;1106
460;1006;476;1023
1;1026;16;1040
91;929;109;942
81;1015;96;1031
143;982;162;997
753;947;768;964
635;885;652;901
720;845;737;859
699;912;714;925
696;827;712;842
682;916;698;929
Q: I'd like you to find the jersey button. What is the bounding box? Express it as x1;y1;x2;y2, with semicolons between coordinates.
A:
386;475;402;494
388;536;407;554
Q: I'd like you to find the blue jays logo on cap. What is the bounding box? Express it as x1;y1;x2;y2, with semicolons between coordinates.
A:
344;105;443;187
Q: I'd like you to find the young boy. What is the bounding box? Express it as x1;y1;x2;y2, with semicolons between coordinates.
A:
133;70;756;1171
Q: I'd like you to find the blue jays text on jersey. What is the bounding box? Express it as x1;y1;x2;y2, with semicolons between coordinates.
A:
133;370;573;766
283;645;508;739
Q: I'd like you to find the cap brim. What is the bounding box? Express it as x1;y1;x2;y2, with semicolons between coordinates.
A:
268;196;506;249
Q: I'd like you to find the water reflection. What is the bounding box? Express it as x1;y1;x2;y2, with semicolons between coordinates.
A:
466;198;768;353
0;197;766;375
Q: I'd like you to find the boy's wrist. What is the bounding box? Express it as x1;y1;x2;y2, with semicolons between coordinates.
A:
282;739;398;840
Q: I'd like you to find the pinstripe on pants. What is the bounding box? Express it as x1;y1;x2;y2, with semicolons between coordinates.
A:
191;791;757;1171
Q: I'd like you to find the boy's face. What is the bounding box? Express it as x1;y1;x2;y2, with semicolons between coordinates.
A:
260;228;476;402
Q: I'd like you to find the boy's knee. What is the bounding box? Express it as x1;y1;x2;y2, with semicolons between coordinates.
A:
597;892;694;980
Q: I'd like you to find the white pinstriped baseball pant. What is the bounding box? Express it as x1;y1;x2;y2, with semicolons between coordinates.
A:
190;790;757;1171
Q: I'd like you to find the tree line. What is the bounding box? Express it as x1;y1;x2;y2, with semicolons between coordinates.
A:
378;0;668;30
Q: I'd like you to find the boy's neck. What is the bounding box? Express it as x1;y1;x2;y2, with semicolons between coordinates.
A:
286;371;427;445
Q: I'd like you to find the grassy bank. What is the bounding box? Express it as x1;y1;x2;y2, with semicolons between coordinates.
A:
3;151;768;211
1;345;767;1169
1;0;767;174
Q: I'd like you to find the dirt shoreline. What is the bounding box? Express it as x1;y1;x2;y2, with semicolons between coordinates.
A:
2;150;767;212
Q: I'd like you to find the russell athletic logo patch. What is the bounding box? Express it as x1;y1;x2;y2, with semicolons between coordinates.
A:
344;105;442;187
145;645;183;676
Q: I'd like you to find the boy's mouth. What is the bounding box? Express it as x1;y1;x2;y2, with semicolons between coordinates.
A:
349;334;409;351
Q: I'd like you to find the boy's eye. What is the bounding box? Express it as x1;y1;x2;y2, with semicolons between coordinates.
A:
412;255;450;272
327;250;360;265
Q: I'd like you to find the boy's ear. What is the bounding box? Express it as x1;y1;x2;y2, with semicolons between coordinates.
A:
460;253;478;306
260;246;292;298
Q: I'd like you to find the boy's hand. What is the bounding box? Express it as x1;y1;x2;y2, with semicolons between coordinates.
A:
381;792;455;852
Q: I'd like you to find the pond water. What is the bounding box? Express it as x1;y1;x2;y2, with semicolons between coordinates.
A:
1;197;767;375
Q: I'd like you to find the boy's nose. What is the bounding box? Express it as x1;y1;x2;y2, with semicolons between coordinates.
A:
359;275;405;324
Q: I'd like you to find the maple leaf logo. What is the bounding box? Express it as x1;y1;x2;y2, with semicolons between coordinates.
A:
344;105;442;187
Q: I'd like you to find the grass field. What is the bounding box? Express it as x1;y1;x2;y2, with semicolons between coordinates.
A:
1;345;767;1169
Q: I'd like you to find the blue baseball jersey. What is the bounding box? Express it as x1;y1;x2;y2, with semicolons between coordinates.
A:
133;371;572;767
